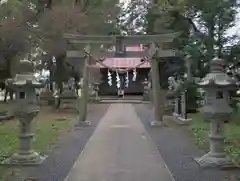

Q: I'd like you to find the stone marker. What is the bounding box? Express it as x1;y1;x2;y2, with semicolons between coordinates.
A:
173;96;180;118
168;76;191;124
142;78;150;101
93;82;100;101
177;90;191;124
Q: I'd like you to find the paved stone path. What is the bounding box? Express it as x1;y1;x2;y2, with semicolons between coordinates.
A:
64;104;175;181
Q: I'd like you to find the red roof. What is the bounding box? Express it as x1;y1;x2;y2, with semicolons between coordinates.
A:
126;45;145;51
96;58;150;68
92;45;150;68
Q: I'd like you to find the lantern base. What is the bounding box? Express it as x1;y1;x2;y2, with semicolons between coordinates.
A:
142;93;150;101
173;112;180;117
195;152;235;168
150;120;165;127
89;97;101;103
2;151;46;165
175;116;192;125
75;120;92;127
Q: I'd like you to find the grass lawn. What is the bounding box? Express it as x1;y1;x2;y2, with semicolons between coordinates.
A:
188;112;240;165
0;105;76;180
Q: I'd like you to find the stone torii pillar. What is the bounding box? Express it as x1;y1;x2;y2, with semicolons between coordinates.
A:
77;45;92;126
147;43;178;126
148;44;164;125
142;78;150;101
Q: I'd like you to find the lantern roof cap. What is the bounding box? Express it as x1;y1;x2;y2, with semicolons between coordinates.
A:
6;60;43;88
198;57;237;87
19;59;34;73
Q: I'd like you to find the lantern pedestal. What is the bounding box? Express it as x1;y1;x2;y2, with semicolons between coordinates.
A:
75;120;92;127
195;117;235;168
173;112;180;118
2;108;46;165
59;90;79;110
40;90;54;105
3;151;46;165
176;117;191;125
195;152;233;168
142;91;150;101
150;120;165;127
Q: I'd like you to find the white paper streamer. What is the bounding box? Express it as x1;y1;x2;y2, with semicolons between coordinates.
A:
132;69;137;81
125;71;129;87
116;71;120;88
108;70;112;86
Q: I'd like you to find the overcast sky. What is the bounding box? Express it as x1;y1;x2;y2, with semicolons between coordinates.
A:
226;12;240;36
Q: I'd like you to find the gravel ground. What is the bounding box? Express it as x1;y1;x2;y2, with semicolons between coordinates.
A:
24;104;110;181
134;104;240;181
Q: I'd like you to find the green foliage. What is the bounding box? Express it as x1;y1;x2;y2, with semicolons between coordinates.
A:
0;0;120;82
146;0;239;76
118;0;149;34
230;98;239;113
0;115;72;180
0;0;37;77
186;83;200;113
188;112;240;164
37;0;120;54
142;0;239;112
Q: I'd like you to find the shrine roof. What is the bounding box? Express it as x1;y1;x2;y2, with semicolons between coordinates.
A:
92;45;150;68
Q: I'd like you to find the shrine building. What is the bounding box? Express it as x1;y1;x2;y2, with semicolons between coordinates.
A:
92;45;150;96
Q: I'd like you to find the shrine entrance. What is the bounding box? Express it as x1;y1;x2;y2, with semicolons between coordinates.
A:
92;45;151;96
64;33;179;125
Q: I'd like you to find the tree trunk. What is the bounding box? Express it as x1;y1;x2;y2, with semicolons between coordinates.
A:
206;19;215;60
4;58;14;102
47;55;54;92
55;54;66;94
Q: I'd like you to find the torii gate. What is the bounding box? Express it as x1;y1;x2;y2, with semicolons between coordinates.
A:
64;33;180;126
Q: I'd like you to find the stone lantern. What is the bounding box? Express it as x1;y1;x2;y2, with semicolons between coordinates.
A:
54;78;79;109
142;78;150;101
93;82;100;101
3;60;45;165
195;57;237;168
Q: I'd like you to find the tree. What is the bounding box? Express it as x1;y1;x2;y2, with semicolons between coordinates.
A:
118;0;149;35
141;0;239;112
34;0;120;92
0;0;38;101
0;1;35;77
150;0;239;76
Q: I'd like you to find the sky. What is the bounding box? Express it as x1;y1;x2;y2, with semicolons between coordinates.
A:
226;12;240;36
